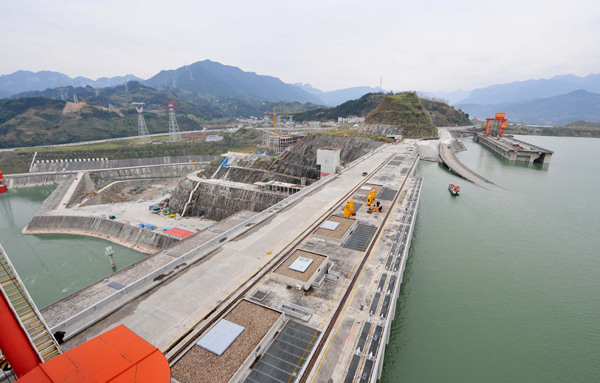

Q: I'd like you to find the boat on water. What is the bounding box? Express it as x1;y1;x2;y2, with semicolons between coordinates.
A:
449;183;460;196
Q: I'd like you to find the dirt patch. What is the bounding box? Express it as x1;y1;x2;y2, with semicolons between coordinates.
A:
81;178;180;207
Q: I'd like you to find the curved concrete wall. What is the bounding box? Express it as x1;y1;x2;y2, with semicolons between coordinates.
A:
25;215;180;253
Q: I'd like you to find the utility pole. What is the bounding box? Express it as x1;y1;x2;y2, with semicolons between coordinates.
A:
131;102;150;143
162;99;182;141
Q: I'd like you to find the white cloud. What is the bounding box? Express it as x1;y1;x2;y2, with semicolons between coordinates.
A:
0;0;599;92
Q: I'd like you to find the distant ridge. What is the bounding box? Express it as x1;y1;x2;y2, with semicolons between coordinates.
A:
144;60;321;104
293;83;381;106
0;70;143;94
459;73;600;105
458;89;600;124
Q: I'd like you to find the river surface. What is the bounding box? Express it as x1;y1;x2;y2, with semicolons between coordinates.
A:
0;185;148;309
381;136;600;382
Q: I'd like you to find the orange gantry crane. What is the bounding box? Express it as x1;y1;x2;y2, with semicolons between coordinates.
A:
485;113;508;137
263;107;303;135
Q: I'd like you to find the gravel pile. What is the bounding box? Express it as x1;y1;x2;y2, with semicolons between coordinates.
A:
313;216;355;240
273;249;327;282
172;300;281;383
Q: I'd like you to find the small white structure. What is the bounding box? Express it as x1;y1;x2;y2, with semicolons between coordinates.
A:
206;135;224;142
316;147;341;176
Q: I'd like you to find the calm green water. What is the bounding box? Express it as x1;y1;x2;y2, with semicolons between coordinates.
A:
0;186;148;309
382;136;600;382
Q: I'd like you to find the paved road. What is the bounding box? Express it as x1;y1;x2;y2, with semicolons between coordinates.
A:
438;128;497;186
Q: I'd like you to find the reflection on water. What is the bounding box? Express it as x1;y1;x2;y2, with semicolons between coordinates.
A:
382;136;600;383
0;185;147;309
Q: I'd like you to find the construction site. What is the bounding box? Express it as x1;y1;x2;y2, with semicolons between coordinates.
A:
0;123;424;383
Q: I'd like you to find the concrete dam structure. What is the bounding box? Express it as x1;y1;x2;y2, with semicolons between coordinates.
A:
30;155;220;173
169;177;290;221
24;215;180;253
474;133;553;164
168;135;386;221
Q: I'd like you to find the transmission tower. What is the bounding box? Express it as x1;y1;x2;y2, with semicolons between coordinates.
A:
131;102;150;143
59;88;68;100
108;104;115;111
73;94;79;103
95;88;100;97
125;83;128;92
162;98;182;141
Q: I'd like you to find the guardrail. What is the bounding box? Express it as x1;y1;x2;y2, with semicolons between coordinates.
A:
50;170;340;337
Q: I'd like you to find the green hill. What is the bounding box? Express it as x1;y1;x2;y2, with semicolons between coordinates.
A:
419;97;472;127
361;92;437;138
1;82;319;148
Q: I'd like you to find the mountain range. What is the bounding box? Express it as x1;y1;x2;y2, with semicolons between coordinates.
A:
0;62;381;106
293;83;382;106
0;70;143;94
458;89;600;125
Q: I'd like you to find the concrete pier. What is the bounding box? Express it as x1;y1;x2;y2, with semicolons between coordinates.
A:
474;133;553;164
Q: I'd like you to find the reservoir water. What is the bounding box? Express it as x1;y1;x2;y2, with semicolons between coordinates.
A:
0;185;148;309
382;136;600;382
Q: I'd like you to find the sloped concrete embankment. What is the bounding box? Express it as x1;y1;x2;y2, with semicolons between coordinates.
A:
31;155;221;172
269;135;384;179
36;175;77;214
5;172;75;188
169;178;287;221
24;215;180;253
207;165;306;185
88;163;196;188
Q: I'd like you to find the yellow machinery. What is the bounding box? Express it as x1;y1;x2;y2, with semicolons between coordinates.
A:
191;159;199;171
367;190;377;206
263;107;303;135
343;200;354;217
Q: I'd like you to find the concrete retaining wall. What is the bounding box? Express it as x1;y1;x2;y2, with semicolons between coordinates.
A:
5;172;76;188
37;176;76;214
169;178;288;221
25;215;180;252
88;163;197;188
31;155;221;172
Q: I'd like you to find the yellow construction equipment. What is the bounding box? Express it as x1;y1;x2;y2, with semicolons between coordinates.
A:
367;190;377;206
191;159;199;171
263;107;303;135
343;200;355;217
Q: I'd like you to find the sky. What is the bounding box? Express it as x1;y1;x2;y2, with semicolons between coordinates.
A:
1;0;599;93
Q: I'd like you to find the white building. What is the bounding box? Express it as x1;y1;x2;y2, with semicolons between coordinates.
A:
316;147;341;176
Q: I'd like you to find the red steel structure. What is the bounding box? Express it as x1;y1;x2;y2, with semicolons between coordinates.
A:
485;113;508;137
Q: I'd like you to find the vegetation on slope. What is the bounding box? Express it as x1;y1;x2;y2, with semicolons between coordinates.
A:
364;92;438;138
2;82;320;148
419;97;472;127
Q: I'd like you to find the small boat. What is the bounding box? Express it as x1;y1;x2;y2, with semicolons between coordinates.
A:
448;184;460;196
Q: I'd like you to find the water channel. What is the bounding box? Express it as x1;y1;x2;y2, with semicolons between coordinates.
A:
0;185;147;309
382;136;600;382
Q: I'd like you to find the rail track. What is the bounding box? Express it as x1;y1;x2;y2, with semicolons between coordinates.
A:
298;154;419;383
164;152;396;364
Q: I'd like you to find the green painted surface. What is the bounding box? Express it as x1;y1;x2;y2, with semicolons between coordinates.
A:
382;136;600;382
0;185;148;309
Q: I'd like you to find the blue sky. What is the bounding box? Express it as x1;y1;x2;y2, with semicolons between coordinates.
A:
1;0;599;92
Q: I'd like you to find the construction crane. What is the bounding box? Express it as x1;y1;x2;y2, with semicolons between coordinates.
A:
263;107;303;135
485;113;508;137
